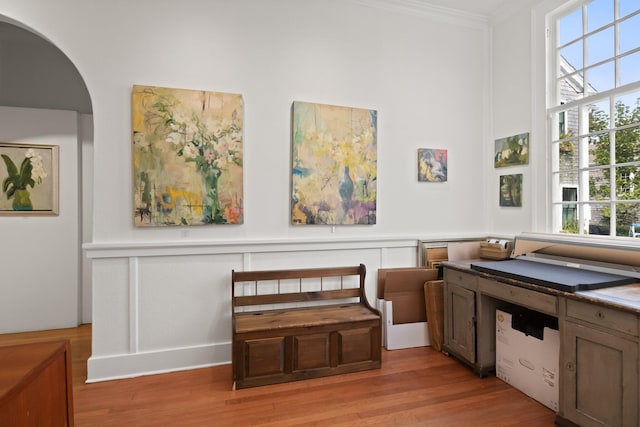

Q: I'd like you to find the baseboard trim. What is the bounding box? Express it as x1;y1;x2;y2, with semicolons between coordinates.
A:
86;341;231;383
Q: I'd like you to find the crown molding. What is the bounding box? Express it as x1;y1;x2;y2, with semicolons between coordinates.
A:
489;0;542;25
347;0;489;30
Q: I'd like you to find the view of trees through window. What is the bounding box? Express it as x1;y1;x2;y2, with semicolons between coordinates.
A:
549;0;640;238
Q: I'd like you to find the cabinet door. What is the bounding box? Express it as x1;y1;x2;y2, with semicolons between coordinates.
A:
562;321;638;427
445;284;476;364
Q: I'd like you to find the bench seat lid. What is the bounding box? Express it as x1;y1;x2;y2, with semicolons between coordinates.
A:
234;303;379;333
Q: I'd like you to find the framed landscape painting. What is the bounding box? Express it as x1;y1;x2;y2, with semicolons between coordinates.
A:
132;85;244;226
494;132;529;168
499;174;523;207
0;142;59;215
291;101;377;225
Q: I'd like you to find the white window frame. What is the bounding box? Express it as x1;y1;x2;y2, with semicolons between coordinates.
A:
546;0;640;238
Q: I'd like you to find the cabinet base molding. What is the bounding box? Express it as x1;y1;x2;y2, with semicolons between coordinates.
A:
554;415;581;427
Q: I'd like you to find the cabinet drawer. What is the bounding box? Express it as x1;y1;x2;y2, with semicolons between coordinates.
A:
479;278;558;315
445;269;477;290
566;299;638;337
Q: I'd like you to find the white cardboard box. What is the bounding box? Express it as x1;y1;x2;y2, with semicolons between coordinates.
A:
383;300;430;350
496;309;560;411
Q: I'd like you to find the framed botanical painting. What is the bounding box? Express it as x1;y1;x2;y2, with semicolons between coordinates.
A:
0;142;59;215
132;85;244;226
494;132;529;168
291;101;377;225
418;148;447;182
499;174;523;207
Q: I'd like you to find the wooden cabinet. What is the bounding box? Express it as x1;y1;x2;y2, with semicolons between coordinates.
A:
558;299;639;427
0;340;74;426
444;266;561;377
445;281;476;364
443;269;477;368
235;322;380;388
444;262;640;427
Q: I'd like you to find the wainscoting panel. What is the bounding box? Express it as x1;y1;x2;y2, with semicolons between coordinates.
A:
85;238;417;382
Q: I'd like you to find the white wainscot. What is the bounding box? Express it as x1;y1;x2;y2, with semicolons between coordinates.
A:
84;237;418;382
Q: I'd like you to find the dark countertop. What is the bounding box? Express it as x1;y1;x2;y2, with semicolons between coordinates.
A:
443;259;640;315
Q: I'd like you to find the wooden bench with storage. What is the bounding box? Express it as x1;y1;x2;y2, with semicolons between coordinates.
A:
231;264;381;389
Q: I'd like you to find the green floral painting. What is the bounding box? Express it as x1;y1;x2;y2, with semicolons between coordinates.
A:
132;85;243;226
0;142;58;215
291;101;377;225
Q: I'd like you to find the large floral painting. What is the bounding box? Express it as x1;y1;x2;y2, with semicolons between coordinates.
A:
291;101;377;225
132;85;243;226
0;142;59;215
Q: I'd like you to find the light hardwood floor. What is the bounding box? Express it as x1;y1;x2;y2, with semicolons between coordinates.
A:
0;325;556;426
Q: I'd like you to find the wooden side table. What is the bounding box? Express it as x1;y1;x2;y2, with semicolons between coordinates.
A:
0;340;74;426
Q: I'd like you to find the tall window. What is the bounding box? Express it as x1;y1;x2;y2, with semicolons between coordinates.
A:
548;0;640;237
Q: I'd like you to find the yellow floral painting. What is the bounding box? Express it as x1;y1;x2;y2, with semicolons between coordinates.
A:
132;85;243;226
291;101;377;225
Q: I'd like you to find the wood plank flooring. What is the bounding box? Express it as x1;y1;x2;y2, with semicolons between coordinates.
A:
0;325;556;426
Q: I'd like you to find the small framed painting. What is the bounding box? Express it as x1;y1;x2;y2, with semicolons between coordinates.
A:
494;132;529;168
0;142;59;215
418;148;447;182
499;174;522;207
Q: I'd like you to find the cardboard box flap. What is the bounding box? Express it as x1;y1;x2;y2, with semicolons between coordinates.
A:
377;267;430;299
382;269;438;324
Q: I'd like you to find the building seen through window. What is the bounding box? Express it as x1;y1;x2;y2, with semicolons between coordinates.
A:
548;0;640;237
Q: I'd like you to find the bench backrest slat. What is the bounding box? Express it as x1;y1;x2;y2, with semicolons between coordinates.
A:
234;288;360;307
232;265;362;282
232;264;368;310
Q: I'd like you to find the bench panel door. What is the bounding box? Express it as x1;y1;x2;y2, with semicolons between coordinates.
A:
243;337;285;378
293;333;331;371
336;327;374;365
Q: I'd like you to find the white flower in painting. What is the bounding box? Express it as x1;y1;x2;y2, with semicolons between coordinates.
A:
182;144;198;159
25;149;47;184
185;123;199;145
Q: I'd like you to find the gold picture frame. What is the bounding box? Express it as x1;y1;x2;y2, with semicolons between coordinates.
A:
0;142;59;215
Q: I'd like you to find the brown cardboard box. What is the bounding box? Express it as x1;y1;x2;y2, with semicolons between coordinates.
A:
381;269;439;324
424;247;448;268
377;267;430;300
424;280;444;352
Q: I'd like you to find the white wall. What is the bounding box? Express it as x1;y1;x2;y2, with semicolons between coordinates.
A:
0;0;490;242
0;107;80;333
488;0;569;235
489;8;535;234
0;0;494;381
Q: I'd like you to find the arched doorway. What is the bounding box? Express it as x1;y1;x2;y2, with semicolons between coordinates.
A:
0;17;93;333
